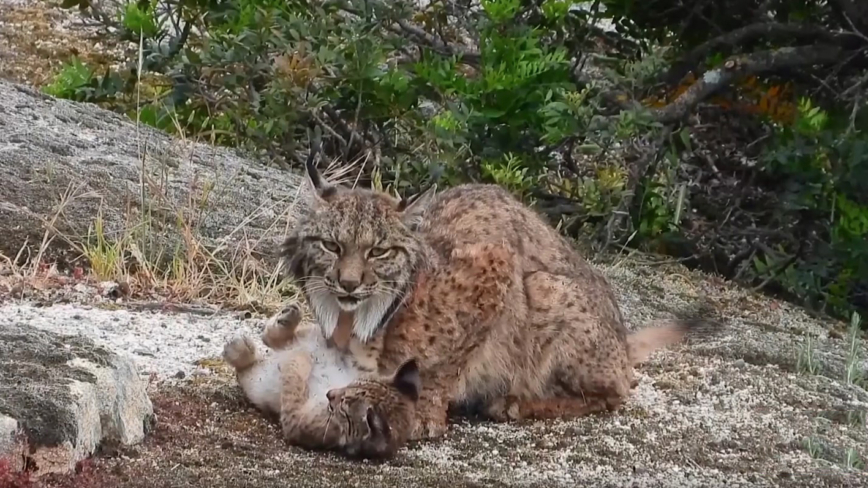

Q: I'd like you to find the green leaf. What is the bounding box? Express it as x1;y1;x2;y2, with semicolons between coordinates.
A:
679;127;692;152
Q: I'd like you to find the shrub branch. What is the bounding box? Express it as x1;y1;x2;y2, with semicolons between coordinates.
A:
653;44;847;123
335;0;482;66
663;22;860;85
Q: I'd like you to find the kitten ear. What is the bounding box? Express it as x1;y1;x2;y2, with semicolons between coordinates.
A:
392;358;421;401
366;407;391;437
397;185;436;229
305;125;337;201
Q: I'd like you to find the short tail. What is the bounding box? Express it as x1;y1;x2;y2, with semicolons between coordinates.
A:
626;318;722;366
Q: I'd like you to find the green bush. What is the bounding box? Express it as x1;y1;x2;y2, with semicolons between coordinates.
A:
757;99;868;316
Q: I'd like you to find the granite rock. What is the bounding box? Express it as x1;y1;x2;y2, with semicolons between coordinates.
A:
0;322;154;477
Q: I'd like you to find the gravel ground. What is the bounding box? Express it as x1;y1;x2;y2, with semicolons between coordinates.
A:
0;0;127;86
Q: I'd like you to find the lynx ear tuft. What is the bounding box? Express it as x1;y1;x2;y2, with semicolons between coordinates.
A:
305;125;337;201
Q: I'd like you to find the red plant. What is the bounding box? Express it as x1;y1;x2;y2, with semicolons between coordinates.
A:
0;458;35;488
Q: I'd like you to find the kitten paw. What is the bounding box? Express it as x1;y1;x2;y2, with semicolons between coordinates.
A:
275;304;303;328
223;335;259;370
485;395;522;422
410;418;448;440
263;303;302;349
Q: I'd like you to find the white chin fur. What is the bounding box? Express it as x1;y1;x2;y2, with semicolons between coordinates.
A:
337;299;361;312
307;287;398;343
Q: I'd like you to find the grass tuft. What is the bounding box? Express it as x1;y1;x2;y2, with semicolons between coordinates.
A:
797;336;822;376
844;448;864;470
844;311;865;387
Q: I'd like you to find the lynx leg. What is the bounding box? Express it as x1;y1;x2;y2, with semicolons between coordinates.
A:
263;304;303;350
483;270;635;423
278;349;315;441
485;345;634;422
276;350;341;450
485;356;630;422
409;389;449;441
485;394;614;421
549;328;634;419
279;349;313;409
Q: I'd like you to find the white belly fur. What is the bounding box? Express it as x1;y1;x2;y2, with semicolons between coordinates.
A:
237;328;361;416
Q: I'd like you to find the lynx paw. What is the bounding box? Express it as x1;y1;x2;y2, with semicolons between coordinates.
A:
263;303;302;349
410;418;447;441
485;396;522;422
223;335;259;370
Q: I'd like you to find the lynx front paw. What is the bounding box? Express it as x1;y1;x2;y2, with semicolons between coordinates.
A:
485;396;522;422
410;417;448;440
262;303;302;349
223;335;259;370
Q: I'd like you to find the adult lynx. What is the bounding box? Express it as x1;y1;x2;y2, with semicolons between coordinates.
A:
280;158;718;459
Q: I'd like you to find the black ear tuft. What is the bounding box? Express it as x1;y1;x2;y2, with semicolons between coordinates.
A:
392;358;421;401
305;125;336;200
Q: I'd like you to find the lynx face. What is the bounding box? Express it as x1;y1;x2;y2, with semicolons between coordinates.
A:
281;155;435;343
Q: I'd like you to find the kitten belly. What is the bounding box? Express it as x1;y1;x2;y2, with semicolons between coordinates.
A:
296;332;361;408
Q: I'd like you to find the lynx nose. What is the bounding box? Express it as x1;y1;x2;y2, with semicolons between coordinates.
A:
338;276;361;293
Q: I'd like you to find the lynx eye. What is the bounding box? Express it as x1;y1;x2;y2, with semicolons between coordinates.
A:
319;240;341;254
367;247;391;259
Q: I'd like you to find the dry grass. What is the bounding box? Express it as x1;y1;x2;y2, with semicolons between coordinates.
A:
0;110;376;317
2;170;271;314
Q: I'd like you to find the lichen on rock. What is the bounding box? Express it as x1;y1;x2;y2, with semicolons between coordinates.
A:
0;322;153;477
0;78;303;271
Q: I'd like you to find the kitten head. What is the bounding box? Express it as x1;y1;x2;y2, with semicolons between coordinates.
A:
325;359;421;460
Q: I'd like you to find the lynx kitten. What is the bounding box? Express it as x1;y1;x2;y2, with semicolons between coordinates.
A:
222;304;419;458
